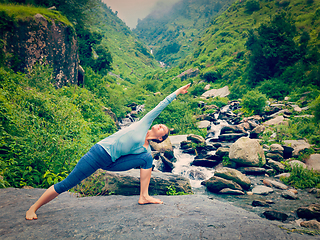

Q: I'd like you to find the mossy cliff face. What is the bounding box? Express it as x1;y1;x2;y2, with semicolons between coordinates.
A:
2;13;78;88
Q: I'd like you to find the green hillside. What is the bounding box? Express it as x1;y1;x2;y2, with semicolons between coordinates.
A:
133;0;236;67
93;2;160;82
177;0;320;98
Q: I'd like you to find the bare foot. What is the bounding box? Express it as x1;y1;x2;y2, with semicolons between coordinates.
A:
26;208;38;220
138;195;163;205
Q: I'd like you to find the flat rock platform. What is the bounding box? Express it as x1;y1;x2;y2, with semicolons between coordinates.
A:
0;188;317;240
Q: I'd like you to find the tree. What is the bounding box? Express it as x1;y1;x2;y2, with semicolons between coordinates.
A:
245;13;300;86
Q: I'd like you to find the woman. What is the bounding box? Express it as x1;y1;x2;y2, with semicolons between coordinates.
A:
26;83;191;220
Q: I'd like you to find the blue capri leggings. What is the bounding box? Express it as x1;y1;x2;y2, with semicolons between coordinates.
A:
54;144;153;194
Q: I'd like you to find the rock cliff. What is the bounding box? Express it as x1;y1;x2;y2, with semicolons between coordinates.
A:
2;13;79;87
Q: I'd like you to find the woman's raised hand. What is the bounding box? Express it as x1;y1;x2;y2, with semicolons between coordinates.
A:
176;83;191;96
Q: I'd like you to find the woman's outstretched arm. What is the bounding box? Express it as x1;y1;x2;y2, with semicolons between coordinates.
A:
141;83;191;124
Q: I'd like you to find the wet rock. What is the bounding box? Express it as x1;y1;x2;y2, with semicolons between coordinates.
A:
238;167;267;175
288;189;298;194
296;204;320;221
164;150;175;162
180;140;193;149
160;155;174;172
300;220;320;230
252;185;274;195
250;125;265;138
263;210;288;222
221;125;247;134
201;176;242;193
267;180;288;190
182;148;196;154
196;120;211;129
187;134;205;144
309;188;320;194
188;169;206;180
219;188;244;195
281;191;298;200
305;154;320;172
219;133;247;142
266;153;284;161
214;167;251;190
267;159;285;172
191;159;220;168
150;138;173;152
262;179;273;187
274;173;291;178
229;137;266;167
252;200;270;207
283;140;311;158
215;147;229;158
269;144;284;155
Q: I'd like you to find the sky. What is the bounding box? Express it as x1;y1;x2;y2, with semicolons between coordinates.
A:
102;0;180;29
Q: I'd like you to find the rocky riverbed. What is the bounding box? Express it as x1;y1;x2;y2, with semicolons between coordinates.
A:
116;88;320;233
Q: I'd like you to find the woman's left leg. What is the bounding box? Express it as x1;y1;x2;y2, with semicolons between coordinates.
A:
103;152;162;204
138;168;163;205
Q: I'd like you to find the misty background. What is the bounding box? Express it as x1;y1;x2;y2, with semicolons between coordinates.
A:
102;0;180;29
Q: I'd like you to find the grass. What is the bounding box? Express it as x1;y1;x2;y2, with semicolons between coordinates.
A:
0;3;72;26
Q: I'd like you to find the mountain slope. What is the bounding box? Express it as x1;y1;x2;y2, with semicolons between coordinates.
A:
133;0;236;67
177;0;320;98
91;2;160;82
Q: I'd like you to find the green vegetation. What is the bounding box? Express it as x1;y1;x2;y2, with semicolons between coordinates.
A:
222;155;232;167
166;185;189;195
280;164;320;189
241;90;267;116
134;0;235;66
0;3;72;25
0;63;117;188
1;0;320;194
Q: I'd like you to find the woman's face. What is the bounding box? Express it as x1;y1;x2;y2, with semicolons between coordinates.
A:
152;124;169;140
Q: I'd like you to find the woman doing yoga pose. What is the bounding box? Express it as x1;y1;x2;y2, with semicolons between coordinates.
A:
26;83;191;220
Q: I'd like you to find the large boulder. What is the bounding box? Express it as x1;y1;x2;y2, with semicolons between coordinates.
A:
214;167;251;190
201;86;230;98
229;137;266;167
150;138;173;153
187;134;205;144
269;144;284;155
201;176;242;193
305;154;320;172
267;159;285;172
73;169;193;196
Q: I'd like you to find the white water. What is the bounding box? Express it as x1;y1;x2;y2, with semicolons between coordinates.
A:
166;135;216;188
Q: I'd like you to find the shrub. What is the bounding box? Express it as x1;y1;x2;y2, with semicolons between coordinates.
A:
203;71;221;82
280;164;320;189
258;78;290;100
190;82;206;96
241;90;267;115
310;94;320;123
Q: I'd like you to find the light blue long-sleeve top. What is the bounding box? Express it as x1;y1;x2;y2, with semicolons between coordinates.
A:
98;92;177;162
